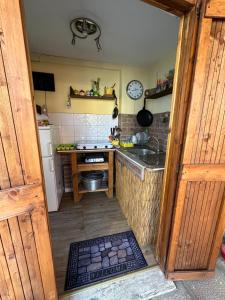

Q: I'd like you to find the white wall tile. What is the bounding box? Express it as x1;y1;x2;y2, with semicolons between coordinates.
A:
60;113;74;125
86;114;98;126
75;125;87;137
86;126;98;138
48;113;117;144
62;136;74;144
97;115;111;126
61;125;74;137
97;126;110;139
48;113;61;125
74;114;87;125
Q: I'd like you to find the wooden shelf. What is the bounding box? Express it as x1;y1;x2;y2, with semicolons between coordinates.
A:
77;162;109;172
70;94;115;100
146;87;173;99
70;151;114;202
78;181;108;194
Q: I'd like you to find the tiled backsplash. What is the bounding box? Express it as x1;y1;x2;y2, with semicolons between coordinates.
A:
119;112;170;152
118;114;143;140
48;113;118;144
148;112;170;152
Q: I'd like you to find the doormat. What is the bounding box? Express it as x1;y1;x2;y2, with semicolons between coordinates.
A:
65;231;147;290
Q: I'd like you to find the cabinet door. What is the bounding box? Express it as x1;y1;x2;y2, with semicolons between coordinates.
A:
42;157;59;212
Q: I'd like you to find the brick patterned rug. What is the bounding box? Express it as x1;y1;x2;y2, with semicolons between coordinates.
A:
65;231;147;290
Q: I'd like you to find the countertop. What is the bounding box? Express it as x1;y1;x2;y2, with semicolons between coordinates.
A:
116;148;166;171
57;146;165;171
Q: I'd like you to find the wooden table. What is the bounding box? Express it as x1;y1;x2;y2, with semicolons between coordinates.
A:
57;149;115;202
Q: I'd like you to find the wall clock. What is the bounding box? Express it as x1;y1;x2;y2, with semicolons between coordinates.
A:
126;80;144;100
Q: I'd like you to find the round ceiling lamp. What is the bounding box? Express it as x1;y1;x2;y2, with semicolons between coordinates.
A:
70;17;102;51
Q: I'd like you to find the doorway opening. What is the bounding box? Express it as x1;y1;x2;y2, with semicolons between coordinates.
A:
23;0;179;295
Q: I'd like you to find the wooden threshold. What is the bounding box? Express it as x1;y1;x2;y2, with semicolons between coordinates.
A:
166;270;215;281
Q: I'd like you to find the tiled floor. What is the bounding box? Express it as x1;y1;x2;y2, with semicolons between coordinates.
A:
153;257;225;300
49;192;156;295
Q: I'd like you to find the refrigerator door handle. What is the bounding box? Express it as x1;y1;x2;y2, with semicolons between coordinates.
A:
49;158;55;172
48;142;53;156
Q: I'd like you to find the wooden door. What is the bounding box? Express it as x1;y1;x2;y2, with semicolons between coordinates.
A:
0;0;57;298
161;1;225;280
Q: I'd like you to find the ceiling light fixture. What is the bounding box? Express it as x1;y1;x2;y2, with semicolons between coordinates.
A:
70;17;102;51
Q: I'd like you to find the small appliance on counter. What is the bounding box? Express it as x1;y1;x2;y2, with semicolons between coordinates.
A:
84;153;105;163
76;140;113;150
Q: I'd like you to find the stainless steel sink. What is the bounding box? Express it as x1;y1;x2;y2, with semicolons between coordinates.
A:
127;148;156;155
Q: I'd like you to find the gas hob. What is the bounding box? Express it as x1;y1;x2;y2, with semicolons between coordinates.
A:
76;140;113;150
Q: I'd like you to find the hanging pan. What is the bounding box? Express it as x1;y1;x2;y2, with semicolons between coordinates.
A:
112;90;119;119
137;97;153;127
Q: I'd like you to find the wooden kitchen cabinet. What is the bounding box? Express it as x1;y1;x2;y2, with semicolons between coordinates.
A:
58;149;114;202
116;153;164;246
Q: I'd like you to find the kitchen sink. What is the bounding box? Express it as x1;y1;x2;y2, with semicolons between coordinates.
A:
121;147;165;168
127;148;156;156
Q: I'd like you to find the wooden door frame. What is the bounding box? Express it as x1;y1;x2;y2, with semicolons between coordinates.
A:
142;0;202;273
0;0;210;296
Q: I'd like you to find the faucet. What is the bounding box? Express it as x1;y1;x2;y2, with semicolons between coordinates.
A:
149;136;160;154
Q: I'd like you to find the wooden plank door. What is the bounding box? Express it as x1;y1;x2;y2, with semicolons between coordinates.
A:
163;2;225;280
0;0;57;298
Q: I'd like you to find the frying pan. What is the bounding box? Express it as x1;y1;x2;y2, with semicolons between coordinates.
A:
137;97;153;127
112;90;119;119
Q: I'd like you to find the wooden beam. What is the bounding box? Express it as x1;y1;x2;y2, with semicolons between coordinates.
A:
142;0;196;17
205;0;225;18
0;184;43;220
166;270;215;281
181;165;225;181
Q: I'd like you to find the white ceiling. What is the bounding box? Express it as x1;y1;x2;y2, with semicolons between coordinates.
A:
23;0;179;66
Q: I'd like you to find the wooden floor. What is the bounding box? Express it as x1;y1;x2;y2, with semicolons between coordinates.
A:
49;192;156;295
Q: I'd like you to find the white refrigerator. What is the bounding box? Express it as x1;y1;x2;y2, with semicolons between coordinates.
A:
38;125;63;212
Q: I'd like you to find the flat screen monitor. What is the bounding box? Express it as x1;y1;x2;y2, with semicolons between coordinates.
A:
32;71;55;92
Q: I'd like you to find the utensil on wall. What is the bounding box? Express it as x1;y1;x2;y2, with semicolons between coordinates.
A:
136;97;153;127
112;90;119;119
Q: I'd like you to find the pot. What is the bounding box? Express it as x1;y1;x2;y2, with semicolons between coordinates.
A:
81;171;104;191
136;98;153;127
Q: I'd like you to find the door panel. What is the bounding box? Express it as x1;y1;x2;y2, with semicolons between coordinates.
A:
174;181;224;270
0;215;45;299
165;15;225;280
0;0;42;186
0;0;57;298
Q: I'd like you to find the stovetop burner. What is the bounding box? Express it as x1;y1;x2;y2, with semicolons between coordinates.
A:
76;140;113;150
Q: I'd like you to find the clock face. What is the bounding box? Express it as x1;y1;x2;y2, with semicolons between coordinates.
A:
126;80;144;100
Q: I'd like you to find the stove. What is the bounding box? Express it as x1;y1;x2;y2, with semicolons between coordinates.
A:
76;140;113;150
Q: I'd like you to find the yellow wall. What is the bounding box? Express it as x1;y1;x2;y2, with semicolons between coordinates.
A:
32;54;120;114
32;52;176;115
145;51;176;114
